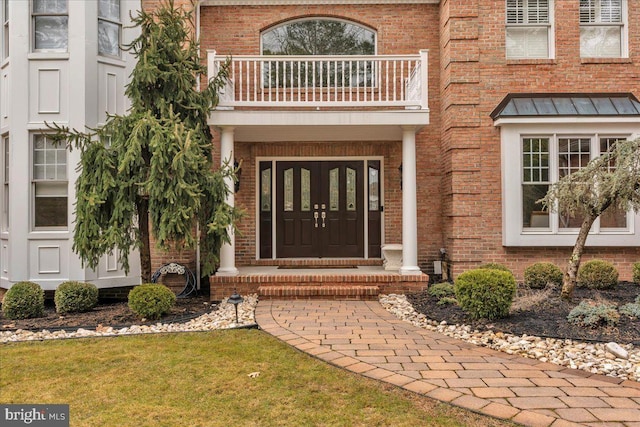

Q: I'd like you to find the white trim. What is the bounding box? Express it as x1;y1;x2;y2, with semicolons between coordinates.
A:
500;122;640;247
495;116;640;126
254;156;384;260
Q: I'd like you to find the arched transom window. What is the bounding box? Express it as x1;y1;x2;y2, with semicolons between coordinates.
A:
261;18;376;56
261;19;376;88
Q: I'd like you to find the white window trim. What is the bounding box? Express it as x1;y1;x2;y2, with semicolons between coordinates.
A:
499;120;640;246
505;0;555;60
1;134;7;232
31;134;68;231
31;0;69;53
580;0;628;58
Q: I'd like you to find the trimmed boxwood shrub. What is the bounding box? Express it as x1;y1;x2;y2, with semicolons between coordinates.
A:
524;262;563;289
454;269;517;320
54;281;99;314
1;281;45;320
478;263;511;273
577;260;618;289
128;284;176;320
633;262;640;285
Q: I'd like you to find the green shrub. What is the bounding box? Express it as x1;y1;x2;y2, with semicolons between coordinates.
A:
567;300;619;328
633;262;640;284
523;262;563;289
128;284;176;320
577;260;619;289
478;263;512;273
54;281;99;314
436;297;457;306
620;302;640;318
454;269;517;320
428;282;455;299
1;281;45;320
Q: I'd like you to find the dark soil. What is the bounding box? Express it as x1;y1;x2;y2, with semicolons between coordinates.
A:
408;281;640;345
0;295;215;331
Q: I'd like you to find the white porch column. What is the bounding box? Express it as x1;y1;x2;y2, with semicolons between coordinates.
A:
399;126;421;275
216;127;239;276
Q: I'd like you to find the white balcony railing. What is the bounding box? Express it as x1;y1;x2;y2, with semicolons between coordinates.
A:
208;50;428;110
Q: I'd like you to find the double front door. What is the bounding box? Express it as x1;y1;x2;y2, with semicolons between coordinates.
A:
276;161;364;258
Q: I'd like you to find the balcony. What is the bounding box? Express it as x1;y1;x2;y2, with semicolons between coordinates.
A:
207;50;429;111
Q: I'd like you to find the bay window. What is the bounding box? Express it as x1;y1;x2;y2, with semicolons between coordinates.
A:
580;0;626;58
32;0;68;52
506;0;553;59
33;135;67;229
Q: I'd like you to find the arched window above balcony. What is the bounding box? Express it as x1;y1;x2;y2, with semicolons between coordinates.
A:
261;18;376;56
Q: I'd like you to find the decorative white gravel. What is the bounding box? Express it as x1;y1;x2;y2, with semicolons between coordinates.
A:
0;294;258;343
379;293;640;382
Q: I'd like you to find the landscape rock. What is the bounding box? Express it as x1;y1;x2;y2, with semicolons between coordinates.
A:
605;341;629;360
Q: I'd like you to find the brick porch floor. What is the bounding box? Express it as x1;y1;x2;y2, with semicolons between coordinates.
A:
255;300;640;427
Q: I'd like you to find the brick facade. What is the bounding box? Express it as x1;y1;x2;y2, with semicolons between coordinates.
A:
143;0;639;283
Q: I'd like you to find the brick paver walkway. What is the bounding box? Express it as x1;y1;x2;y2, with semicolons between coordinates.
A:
255;300;640;427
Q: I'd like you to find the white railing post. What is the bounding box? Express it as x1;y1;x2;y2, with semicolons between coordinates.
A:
420;49;429;110
207;49;216;86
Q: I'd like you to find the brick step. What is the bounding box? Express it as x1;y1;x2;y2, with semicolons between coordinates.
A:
258;285;380;300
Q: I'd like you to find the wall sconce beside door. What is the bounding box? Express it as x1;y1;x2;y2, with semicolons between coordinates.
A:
398;163;402;189
234;160;242;193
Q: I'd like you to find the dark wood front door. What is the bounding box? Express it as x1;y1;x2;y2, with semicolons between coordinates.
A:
276;161;364;258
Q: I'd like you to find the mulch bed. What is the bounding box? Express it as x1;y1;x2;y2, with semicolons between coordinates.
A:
0;296;215;331
408;282;640;345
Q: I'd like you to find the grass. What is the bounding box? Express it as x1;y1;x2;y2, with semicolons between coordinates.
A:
0;330;511;427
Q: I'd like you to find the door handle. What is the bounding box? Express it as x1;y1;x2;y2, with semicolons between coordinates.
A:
321;211;326;228
314;211;319;228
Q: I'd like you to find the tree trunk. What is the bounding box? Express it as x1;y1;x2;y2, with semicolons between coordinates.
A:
561;213;597;301
137;196;152;283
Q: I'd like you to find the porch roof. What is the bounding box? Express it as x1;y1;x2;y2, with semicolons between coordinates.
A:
490;93;640;120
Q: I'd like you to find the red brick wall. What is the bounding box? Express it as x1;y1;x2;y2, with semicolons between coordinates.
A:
203;3;444;271
440;0;640;281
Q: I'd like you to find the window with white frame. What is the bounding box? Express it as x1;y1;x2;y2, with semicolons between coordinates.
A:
98;0;121;57
32;0;68;52
580;0;626;58
2;0;8;59
33;134;67;229
2;135;8;231
506;0;553;59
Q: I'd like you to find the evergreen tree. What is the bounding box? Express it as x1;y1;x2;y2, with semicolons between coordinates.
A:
540;137;640;300
49;0;237;282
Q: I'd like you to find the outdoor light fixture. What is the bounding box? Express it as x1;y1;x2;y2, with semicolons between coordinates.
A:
234;160;242;193
228;289;244;324
398;163;402;189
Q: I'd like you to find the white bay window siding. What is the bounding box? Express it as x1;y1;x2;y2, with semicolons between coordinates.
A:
2;135;7;231
32;135;67;229
506;0;553;59
580;0;626;58
32;0;68;52
501;125;640;246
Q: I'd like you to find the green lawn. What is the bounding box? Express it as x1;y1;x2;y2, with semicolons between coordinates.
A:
0;330;511;427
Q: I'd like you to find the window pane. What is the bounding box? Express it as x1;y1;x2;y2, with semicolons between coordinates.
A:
558;138;590;178
559;206;584;229
523;184;549;228
329;168;339;211
33;0;67;14
98;0;120;21
34;195;67;227
506;27;549;59
600;205;627;228
261;168;271;212
368;166;379;211
580;26;621;57
34;16;68;50
262;19;375;56
300;168;310;211
346;167;356;211
522;137;549;183
98;20;120;56
283;168;293;212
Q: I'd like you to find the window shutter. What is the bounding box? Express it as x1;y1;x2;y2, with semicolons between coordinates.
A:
506;0;524;24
